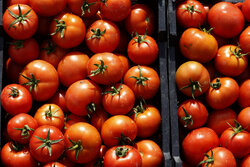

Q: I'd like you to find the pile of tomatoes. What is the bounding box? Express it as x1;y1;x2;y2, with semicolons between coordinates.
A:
175;0;250;166
0;0;164;166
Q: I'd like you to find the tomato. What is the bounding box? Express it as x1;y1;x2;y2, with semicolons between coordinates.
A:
179;28;218;63
19;60;59;101
48;89;69;113
124;65;160;100
236;66;250;84
239;26;250;54
7;113;38;144
175;61;210;99
90;108;109;132
57;51;89;87
135;140;163;167
84;144;107;167
125;4;155;35
127;33;158;65
3;4;38;40
68;0;100;18
215;45;248;76
29;125;65;163
87;52;123;85
104;145;142;167
199;147;236;167
176;0;206;28
50;13;86;49
63;113;88;134
238;79;250;108
65;79;102;116
101;115;137;147
29;0;66;17
182;127;219;166
117;54;130;77
64;122;102;164
206;77;239;110
1;84;32;115
5;58;24;83
8;38;39;65
241;155;250;167
242;0;250;22
1;142;37;167
85;20;120;53
43;162;65;167
207;108;237;136
39;40;68;69
100;0;131;22
207;2;245;38
237;107;250;132
7;0;29;6
177;99;208;130
220;121;250;158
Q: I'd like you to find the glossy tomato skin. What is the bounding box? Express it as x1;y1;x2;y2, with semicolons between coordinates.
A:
241;155;250;167
104;145;142;167
182;127;219;166
239;26;250;53
3;4;38;40
7;113;38;144
117;54;130;77
237;107;250;132
7;0;29;6
90;108;109;132
179;28;218;63
238;79;250;108
19;60;59;101
43;162;65;167
176;0;206;28
242;0;250;22
63;113;88;134
1;84;32;115
208;2;245;38
5;58;24;83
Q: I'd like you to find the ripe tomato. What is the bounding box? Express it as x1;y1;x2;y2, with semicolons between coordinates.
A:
87;52;123;85
48;89;69;113
104;145;142;167
63;113;88;134
179;28;218;63
7;113;38;144
124;65;160;100
175;61;210;99
237;107;250;132
199;147;236;167
101;115;137;147
182;127;219;166
241;155;250;167
29;125;65;163
7;0;29;6
19;60;59;101
1;142;37;167
206;77;239;110
57;51;89;87
242;0;250;22
127;33;158;65
117;54;130;77
207;108;237;136
84;144;107;167
1;84;32;115
3;4;38;40
90;108;109;132
238;79;250;108
239;26;250;54
64;122;102;164
50;13;86;49
43;162;65;167
29;0;66;17
100;0;131;22
65;79;102;116
176;0;206;28
5;58;24;83
85;20;120;53
125;4;155;35
207;2;245;38
177;99;208;130
8;38;39;65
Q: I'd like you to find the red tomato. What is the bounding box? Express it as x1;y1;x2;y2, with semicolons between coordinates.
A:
29;125;65;163
8;38;39;65
207;2;245;38
63;113;88;134
48;89;69;113
84;144;107;167
19;60;59;101
206;77;239;110
104;145;142;167
242;0;250;22
176;0;206;28
239;26;250;54
3;4;38;40
101;115;137;147
177;99;208;130
7;0;29;6
5;58;24;83
241;155;250;167
238;79;250;108
1;84;32;115
182;127;219;166
90;108;109;132
43;162;65;167
7;113;38;144
50;13;86;49
117;54;130;77
237;107;250;132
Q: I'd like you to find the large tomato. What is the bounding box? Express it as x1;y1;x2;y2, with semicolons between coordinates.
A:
3;4;38;40
179;28;218;63
207;2;245;38
237;107;250;132
239;26;250;54
175;61;210;99
1;84;32;115
19;60;59;101
238;79;250;108
63;113;88;134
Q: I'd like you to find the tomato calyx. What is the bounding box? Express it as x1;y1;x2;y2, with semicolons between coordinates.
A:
181;107;193;128
227;120;245;139
20;73;40;92
201;28;213;34
133;31;150;44
180;4;202;14
132;99;147;121
41;40;56;55
100;0;108;7
102;83;123;96
230;44;248;58
115;146;129;158
51;19;67;39
9;40;24;49
90;60;107;76
9;141;24;151
14;124;34;139
67;137;83;160
87;102;96;116
9;87;19;97
180;78;202;99
35;129;63;157
210;78;221;89
88;28;106;40
45;105;60;118
94;158;104;166
129;65;149;86
81;0;97;16
116;133;134;146
8;4;32;30
198;149;214;167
